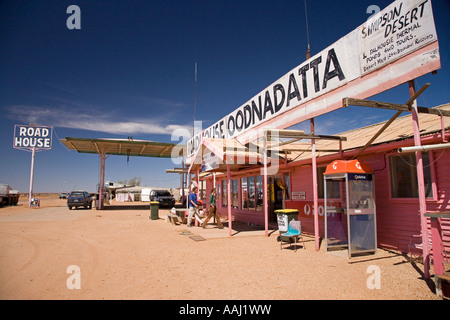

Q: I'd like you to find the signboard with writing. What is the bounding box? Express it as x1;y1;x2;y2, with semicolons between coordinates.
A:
186;0;440;161
291;191;306;200
202;152;220;172
13;125;53;151
358;0;437;74
286;200;342;220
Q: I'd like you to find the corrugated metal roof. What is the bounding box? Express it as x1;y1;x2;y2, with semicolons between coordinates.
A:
60;137;183;158
281;103;450;162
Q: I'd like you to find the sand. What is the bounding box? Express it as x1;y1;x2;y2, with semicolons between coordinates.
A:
0;195;441;300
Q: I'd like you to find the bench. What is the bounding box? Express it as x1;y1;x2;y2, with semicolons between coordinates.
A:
166;213;183;225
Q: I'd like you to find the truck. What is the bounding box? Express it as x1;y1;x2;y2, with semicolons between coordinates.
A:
0;184;20;207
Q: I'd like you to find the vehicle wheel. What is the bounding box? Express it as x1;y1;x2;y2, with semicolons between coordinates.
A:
68;206;72;210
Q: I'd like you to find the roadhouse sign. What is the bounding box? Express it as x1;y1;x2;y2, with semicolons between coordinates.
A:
13;125;53;150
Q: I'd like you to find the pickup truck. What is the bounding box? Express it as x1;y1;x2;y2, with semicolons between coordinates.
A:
0;184;20;207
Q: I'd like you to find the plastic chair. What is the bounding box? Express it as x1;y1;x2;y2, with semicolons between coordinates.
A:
280;220;305;251
184;209;199;226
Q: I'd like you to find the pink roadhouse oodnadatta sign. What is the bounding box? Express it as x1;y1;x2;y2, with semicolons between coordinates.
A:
186;0;440;160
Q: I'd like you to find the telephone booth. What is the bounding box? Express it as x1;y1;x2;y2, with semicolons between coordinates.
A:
324;160;377;258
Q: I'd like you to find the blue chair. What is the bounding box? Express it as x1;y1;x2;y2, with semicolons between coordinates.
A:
280;220;305;251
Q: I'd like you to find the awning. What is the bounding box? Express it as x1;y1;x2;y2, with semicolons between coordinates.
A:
188;137;269;173
60;137;185;210
60;137;183;158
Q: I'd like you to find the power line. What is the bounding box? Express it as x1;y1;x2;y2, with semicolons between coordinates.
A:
304;0;311;59
193;62;197;137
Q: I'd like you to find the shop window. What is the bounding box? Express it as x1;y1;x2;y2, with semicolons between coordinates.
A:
221;179;240;209
242;176;263;210
256;175;263;211
222;180;227;207
248;176;256;209
389;152;433;198
242;178;248;209
232;179;239;209
216;183;221;205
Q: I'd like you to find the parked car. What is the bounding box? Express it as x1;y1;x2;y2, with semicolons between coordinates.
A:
59;192;69;199
149;190;175;208
67;191;93;210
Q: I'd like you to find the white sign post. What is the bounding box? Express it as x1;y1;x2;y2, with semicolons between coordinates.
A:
13;124;53;207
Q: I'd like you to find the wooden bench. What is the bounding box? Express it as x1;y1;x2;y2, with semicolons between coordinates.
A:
166;213;183;225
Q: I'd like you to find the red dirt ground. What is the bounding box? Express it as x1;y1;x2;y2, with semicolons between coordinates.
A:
0;195;441;300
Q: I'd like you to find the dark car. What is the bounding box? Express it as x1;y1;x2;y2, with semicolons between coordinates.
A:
150;190;175;208
67;191;93;210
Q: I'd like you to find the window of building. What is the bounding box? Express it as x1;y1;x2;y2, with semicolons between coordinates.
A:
248;176;256;209
242;178;248;209
256;175;263;211
232;179;239;209
389;152;433;198
222;180;227;207
241;176;263;210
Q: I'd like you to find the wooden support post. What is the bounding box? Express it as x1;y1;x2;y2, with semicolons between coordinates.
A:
263;131;269;237
98;150;106;210
311;119;320;250
409;80;430;279
353;110;403;159
227;164;232;236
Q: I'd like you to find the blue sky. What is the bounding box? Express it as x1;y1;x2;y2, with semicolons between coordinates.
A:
1;0;449;193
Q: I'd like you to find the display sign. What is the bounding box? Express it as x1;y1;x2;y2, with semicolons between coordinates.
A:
291;191;306;200
359;0;437;74
202;152;220;172
13;124;53;151
348;173;373;181
186;0;439;160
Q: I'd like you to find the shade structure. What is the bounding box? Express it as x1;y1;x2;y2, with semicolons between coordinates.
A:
60;137;184;210
60;137;183;158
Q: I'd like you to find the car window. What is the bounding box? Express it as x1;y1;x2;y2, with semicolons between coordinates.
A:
71;192;83;196
157;191;171;196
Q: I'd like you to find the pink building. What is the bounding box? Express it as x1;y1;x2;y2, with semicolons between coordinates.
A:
199;104;450;259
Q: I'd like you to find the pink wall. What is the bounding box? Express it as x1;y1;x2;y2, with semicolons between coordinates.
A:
203;145;450;258
284;149;450;256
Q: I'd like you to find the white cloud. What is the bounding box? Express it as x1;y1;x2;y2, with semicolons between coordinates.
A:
5;104;192;136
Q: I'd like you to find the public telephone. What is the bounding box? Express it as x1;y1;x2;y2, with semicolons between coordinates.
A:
324;160;377;258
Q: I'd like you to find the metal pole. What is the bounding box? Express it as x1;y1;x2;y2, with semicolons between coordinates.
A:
181;159;185;205
263;132;269;237
28;146;36;207
98;151;106;210
397;142;450;153
409;80;430;279
227;164;232;236
311;119;320;250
